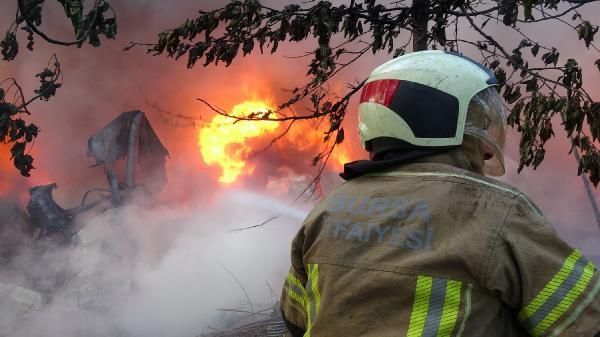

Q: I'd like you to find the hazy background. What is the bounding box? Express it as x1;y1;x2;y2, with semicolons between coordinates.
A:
0;0;599;336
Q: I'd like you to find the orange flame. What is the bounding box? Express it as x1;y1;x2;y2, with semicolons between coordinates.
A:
199;100;279;184
332;148;350;171
198;99;353;184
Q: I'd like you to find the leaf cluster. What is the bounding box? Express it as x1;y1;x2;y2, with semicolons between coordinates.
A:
143;0;600;186
0;56;62;176
1;1;114;176
1;0;116;62
143;0;413;85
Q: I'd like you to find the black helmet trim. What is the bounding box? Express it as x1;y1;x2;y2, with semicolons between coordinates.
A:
361;79;460;139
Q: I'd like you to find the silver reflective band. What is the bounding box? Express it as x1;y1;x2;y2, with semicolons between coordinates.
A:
422;278;449;337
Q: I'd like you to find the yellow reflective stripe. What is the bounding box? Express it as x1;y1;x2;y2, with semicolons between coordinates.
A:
531;261;596;336
367;171;541;216
286;272;306;307
437;280;462;337
287;272;305;294
518;250;582;322
304;264;321;337
407;276;467;337
287;285;306;307
309;264;321;312
407;276;433;337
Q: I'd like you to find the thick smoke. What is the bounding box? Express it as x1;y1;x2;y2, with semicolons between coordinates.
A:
2;188;309;337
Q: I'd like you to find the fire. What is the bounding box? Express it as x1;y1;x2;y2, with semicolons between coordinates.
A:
332;149;350;170
199;100;279;184
198;99;353;184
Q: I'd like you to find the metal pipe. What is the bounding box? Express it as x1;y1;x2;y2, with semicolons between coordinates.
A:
572;146;600;229
106;167;121;205
126;111;144;188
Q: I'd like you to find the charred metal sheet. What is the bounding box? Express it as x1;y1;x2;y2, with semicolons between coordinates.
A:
27;183;72;239
87;111;170;199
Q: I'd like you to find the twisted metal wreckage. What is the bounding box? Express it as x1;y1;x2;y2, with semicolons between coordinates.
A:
27;110;169;240
3;111;289;337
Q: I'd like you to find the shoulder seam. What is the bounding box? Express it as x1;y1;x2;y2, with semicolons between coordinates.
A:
367;171;542;216
481;201;514;288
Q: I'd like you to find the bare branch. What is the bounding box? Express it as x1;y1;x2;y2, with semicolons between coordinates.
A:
218;261;254;314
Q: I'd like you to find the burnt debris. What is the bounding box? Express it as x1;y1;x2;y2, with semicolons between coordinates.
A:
25;110;170;242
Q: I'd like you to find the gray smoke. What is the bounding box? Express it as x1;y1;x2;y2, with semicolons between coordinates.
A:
1;187;310;337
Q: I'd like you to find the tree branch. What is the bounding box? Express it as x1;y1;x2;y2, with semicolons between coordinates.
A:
17;0;97;46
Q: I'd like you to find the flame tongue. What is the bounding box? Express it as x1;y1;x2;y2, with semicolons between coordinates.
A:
199;99;352;185
199;100;278;184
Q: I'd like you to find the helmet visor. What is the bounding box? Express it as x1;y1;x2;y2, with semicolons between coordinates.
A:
464;87;506;176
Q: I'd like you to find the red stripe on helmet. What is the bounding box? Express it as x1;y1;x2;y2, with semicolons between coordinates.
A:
359;79;401;107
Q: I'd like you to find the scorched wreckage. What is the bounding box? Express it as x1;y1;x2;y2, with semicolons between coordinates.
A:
0;110;291;337
27;111;169;240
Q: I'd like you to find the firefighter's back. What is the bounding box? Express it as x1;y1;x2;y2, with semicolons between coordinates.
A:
287;161;599;337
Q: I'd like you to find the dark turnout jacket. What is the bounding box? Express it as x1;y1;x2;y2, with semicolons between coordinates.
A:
280;153;600;337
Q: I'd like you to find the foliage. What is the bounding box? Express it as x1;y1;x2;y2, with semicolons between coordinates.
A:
2;0;117;60
135;0;600;185
1;0;115;175
0;56;62;176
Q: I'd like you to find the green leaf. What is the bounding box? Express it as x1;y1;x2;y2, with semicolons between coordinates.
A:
531;44;540;57
532;148;545;168
523;0;534;21
336;128;344;144
577;21;599;48
1;32;18;61
541;49;559;66
57;0;85;38
393;48;405;58
312;155;320;166
525;78;538;92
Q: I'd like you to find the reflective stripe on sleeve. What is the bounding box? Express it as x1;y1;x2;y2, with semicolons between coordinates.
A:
407;276;434;337
518;250;597;336
285;272;307;307
304;264;321;337
407;276;464;337
438;280;463;337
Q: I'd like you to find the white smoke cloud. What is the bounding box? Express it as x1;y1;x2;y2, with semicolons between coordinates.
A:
2;188;309;337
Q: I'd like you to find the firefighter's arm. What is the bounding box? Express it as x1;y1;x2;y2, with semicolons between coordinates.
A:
281;226;308;337
484;194;600;337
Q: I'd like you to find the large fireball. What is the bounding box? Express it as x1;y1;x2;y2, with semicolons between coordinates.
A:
199;100;278;184
199;98;352;185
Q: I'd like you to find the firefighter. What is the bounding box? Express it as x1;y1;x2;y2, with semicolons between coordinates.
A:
280;50;600;337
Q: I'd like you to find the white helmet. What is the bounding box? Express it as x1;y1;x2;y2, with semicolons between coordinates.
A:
358;50;506;176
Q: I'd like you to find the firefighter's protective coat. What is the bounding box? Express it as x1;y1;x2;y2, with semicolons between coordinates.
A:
281;151;600;337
